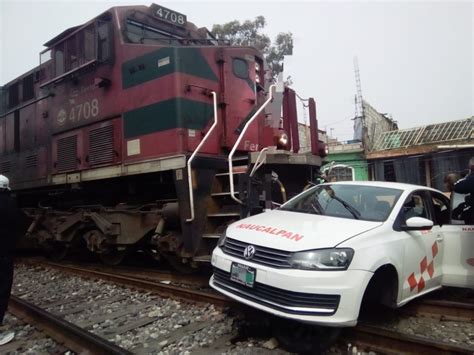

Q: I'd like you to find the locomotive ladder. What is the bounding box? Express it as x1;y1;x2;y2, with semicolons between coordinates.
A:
187;85;276;223
228;84;276;204
198;85;277;246
186;92;218;222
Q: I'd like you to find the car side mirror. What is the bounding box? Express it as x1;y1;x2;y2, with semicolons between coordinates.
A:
401;217;434;231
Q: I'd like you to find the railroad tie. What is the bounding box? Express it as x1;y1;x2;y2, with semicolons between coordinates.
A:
0;332;44;353
132;319;216;354
192;330;239;355
77;302;158;329
54;295;129;316
99;315;166;337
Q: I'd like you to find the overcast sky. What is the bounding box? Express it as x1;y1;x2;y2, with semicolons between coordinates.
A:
1;0;473;140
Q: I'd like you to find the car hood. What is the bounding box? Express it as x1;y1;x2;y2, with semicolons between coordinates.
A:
226;210;383;252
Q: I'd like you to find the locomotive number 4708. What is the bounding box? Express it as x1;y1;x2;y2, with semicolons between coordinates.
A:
58;98;100;125
153;5;187;26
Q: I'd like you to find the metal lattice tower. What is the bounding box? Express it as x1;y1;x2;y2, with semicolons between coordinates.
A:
354;56;363;119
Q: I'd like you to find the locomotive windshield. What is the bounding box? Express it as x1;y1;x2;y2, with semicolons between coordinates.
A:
125;19;184;45
124;5;218;47
124;19;218;46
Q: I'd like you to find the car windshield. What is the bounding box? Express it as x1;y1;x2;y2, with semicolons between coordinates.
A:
280;184;403;222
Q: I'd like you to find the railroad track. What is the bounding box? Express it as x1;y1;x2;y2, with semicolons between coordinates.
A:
21;259;233;308
16;259;474;354
404;298;474;322
8;295;131;355
342;323;474;354
11;262;237;353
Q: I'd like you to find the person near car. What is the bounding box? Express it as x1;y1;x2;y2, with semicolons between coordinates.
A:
452;158;474;224
0;175;21;346
443;173;459;198
453;158;474;195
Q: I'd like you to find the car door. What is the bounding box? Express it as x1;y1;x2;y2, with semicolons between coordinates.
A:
400;190;441;301
438;191;474;288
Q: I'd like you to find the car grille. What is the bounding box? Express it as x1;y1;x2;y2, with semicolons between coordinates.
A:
212;268;340;315
223;238;292;268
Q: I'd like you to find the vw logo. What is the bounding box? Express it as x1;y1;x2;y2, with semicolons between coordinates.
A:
243;245;256;260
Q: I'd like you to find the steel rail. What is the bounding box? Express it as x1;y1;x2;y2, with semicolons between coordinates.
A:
33;261;233;308
344;323;473;354
405;299;474;321
37;259;210;286
8;295;131;355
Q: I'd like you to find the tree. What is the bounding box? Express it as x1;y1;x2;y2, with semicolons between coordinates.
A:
211;16;293;79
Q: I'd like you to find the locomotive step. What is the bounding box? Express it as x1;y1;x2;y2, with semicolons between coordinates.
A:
192;255;212;263
207;212;241;217
210;191;240;197
215;171;247;177
202;234;222;239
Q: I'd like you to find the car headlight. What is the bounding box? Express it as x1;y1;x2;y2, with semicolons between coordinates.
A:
289;248;354;270
217;234;226;249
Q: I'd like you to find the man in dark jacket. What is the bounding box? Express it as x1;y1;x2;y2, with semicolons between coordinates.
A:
453;158;474;224
0;175;20;345
454;158;474;195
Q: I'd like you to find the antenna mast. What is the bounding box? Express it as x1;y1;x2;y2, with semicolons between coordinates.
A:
353;56;364;141
354;56;363;119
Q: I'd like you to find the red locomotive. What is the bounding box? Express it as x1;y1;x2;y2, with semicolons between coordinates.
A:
0;4;325;268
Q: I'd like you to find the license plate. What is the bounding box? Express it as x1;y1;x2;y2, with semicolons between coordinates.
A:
230;263;256;288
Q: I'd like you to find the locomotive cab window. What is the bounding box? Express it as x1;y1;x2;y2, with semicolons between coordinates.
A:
41;17;112;85
22;74;35;102
7;82;19;109
233;58;249;80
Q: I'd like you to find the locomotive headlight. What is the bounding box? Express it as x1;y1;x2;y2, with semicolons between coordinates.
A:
289;248;354;270
277;132;289;149
319;143;329;157
255;63;260;72
256;75;260;83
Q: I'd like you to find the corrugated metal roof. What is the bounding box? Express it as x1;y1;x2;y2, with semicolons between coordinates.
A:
371;117;473;151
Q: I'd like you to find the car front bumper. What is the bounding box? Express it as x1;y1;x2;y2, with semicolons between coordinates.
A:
210;247;373;327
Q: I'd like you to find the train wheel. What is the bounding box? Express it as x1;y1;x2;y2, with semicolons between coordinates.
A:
99;248;127;266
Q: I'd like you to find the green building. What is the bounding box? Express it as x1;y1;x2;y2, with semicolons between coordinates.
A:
324;141;368;181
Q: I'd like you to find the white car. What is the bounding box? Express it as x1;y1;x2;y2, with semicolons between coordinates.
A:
210;181;474;327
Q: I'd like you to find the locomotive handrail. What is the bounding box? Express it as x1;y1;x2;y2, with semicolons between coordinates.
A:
186;91;218;223
249;147;269;177
228;85;276;205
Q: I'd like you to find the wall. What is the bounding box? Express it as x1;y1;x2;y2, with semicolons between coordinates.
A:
362;100;398;152
326;143;369;181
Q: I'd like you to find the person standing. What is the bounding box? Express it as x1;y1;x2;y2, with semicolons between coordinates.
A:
453;157;474;195
443;173;459;198
452;158;474;224
0;175;21;345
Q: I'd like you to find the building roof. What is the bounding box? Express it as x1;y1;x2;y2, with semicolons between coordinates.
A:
371;117;473;151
